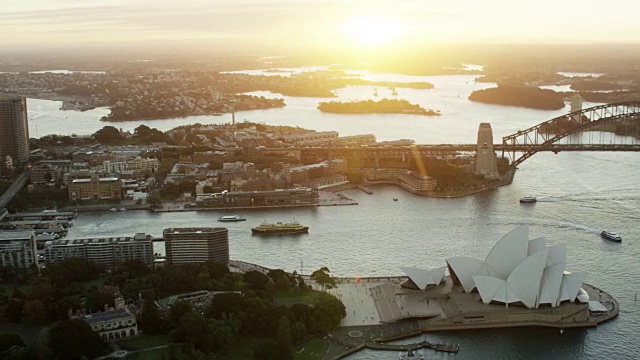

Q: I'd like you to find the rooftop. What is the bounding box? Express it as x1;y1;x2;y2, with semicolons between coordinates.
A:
82;308;134;324
0;231;34;241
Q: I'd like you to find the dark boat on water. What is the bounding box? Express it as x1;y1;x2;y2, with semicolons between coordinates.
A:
601;231;622;242
520;196;537;203
251;221;309;235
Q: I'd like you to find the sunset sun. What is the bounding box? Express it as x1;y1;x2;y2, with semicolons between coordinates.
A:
343;16;404;46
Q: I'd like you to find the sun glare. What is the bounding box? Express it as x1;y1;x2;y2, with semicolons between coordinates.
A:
343;16;404;46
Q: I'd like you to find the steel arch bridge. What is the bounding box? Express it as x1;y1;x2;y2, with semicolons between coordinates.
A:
501;101;640;167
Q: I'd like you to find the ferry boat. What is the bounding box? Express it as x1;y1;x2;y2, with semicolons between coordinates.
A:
251;221;309;234
218;215;247;222
519;196;537;203
600;231;622;242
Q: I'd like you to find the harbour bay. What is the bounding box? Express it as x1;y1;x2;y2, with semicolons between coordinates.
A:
27;69;640;359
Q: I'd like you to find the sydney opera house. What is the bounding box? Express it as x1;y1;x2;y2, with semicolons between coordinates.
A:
402;225;589;309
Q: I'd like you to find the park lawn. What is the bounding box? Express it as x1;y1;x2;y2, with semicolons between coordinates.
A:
0;322;54;343
117;334;169;351
0;282;32;295
128;348;169;360
273;288;323;307
217;336;268;360
294;338;330;360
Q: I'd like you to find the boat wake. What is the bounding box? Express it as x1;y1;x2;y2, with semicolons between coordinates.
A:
535;197;558;202
556;221;599;234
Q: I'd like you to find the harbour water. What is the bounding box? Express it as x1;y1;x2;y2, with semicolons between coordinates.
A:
29;69;640;358
27;69;606;144
61;150;640;359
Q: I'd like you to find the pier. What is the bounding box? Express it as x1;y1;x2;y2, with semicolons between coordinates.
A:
329;339;459;360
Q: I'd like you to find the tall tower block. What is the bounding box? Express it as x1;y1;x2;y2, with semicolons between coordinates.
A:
0;96;30;169
474;123;500;179
570;94;583;122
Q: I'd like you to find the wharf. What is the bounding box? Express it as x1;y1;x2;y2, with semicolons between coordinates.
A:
329;340;458;360
367;340;458;353
5;211;77;220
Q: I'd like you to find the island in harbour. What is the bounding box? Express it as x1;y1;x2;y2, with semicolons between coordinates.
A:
468;85;566;110
317;98;440;116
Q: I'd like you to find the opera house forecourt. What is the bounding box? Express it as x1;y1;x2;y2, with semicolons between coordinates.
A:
364;226;618;331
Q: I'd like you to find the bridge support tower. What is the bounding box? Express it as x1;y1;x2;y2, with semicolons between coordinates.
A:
475;123;500;179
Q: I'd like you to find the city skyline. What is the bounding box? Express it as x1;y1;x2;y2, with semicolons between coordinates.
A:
2;0;640;52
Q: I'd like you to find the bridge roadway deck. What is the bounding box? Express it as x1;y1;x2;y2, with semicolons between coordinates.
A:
0;170;30;209
292;144;640;152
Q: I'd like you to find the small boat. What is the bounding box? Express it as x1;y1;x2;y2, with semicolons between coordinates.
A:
251;221;309;234
109;208;118;211
218;215;247;222
520;196;537;203
600;231;622;242
119;208;127;211
393;198;398;201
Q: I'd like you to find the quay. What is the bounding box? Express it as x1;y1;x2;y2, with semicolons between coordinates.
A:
4;211;77;220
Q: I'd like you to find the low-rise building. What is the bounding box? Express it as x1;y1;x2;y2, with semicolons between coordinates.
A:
361;168;437;192
68;175;121;201
196;187;319;207
82;308;138;341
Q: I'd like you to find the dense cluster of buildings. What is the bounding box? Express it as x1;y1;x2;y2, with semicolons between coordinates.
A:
28;155;159;201
0;222;231;272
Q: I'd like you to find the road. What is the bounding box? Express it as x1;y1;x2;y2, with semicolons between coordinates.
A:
0;170;31;209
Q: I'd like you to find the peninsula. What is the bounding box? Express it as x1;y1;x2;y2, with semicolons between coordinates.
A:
469;85;565;110
317;99;440;116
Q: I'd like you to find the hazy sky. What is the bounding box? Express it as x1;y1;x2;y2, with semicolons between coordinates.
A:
2;0;638;51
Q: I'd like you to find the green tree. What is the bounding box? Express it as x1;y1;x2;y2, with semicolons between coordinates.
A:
5;299;23;323
147;195;162;208
134;125;152;138
276;316;293;360
22;300;47;324
205;292;244;319
170;313;238;354
252;340;285;360
0;333;25;352
310;267;336;291
92;126;123;144
139;296;164;334
169;300;192;325
311;292;346;334
48;320;109;360
242;271;269;291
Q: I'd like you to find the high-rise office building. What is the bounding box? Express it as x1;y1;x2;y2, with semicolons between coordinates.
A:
164;227;229;266
0;96;30;168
